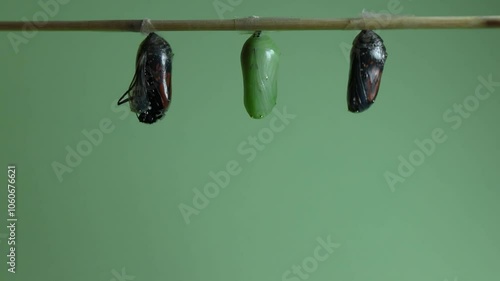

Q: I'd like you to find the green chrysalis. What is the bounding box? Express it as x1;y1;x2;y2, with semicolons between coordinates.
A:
240;31;280;119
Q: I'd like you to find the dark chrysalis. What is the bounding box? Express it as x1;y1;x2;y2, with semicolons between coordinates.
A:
347;30;388;113
118;32;173;124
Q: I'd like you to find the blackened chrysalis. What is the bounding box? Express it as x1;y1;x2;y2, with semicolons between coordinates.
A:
347;30;388;113
118;32;173;124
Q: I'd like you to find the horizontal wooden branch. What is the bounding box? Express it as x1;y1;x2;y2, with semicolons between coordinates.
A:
0;16;500;32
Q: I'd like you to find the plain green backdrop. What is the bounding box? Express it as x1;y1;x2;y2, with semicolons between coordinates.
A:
1;0;500;280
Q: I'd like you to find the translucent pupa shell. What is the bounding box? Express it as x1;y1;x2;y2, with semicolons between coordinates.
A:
118;32;173;124
347;30;388;113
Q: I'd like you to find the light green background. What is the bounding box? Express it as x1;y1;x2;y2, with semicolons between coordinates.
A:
1;0;500;280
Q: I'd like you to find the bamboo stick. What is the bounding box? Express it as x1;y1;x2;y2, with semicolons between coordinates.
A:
0;16;499;32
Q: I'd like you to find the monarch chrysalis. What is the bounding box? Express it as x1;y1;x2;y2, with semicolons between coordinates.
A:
118;32;173;124
240;31;280;119
347;30;388;113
